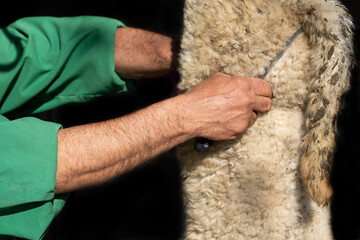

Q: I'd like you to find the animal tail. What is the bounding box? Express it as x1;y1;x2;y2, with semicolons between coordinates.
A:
289;0;354;206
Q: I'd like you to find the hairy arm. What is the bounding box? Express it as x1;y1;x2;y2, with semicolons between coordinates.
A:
114;27;179;79
56;73;271;194
56;94;192;193
55;27;272;194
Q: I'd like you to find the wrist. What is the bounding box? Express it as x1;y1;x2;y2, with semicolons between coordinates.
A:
165;93;199;140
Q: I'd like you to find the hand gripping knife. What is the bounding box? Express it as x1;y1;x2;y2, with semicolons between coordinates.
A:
195;26;303;153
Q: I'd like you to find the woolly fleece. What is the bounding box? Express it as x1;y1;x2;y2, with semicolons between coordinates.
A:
177;0;354;239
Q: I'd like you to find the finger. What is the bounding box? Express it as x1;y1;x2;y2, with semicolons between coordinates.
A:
214;72;231;77
253;96;272;112
249;77;272;98
248;111;257;127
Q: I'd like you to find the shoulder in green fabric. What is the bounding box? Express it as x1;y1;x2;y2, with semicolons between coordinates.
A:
0;16;133;240
0;16;133;116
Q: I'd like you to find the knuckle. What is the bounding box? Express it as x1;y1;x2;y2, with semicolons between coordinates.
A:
266;85;273;97
254;79;272;96
264;98;272;110
238;124;248;133
236;120;250;133
260;79;271;88
227;122;243;135
241;94;254;108
236;77;251;87
265;83;273;97
268;99;272;110
214;72;229;79
213;72;222;78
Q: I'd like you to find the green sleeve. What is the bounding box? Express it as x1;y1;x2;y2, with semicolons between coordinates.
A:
0;115;66;240
0;16;134;239
0;16;134;116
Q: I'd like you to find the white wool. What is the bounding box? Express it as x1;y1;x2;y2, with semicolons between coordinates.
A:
177;0;354;239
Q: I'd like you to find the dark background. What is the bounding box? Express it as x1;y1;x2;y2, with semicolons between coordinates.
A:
1;1;359;239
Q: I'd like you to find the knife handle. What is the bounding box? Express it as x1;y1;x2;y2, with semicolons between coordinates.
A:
194;138;214;152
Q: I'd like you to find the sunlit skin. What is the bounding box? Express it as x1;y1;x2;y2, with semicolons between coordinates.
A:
55;27;272;194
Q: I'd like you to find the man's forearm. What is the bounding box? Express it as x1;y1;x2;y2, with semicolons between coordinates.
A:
114;27;179;79
55;28;180;194
55;73;272;194
55;94;192;194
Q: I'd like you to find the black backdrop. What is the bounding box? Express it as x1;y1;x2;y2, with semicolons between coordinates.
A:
1;1;359;239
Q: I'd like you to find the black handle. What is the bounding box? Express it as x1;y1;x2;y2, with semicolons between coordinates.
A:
194;138;214;152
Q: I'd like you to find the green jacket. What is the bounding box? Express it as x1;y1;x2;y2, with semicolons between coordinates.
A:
0;16;132;240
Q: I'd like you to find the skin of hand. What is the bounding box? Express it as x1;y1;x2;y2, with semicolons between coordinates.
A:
181;72;272;141
55;28;272;194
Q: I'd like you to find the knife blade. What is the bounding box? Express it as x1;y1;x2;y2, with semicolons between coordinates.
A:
255;26;303;79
